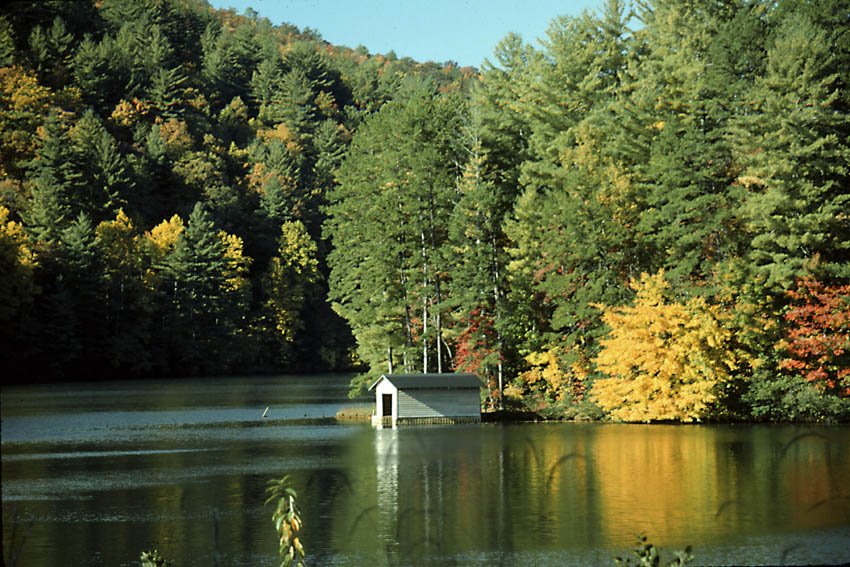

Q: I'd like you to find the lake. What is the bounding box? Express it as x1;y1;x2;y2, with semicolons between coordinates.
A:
2;374;850;566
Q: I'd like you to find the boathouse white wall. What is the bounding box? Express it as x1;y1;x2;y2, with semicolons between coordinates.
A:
369;373;481;427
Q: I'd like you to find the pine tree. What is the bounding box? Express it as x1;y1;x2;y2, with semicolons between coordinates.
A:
58;212;106;372
24;115;81;242
732;13;850;288
250;54;284;115
73;33;133;109
201;19;261;106
70;110;133;221
638;115;740;286
327;86;465;393
28;15;74;89
0;16;15;67
147;66;187;119
158;203;241;373
448;131;518;404
95;210;153;374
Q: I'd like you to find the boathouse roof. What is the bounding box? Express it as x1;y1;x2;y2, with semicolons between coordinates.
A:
368;373;481;391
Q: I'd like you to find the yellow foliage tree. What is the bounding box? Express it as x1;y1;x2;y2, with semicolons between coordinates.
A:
514;346;589;405
110;98;151;127
96;209;135;249
143;214;184;287
263;221;318;344
591;271;737;422
144;214;184;259
0;205;37;322
218;230;251;295
256;122;302;156
96;210;144;287
0;65;54;176
156;118;193;158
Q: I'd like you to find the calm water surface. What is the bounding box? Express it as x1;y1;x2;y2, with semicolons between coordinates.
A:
2;375;850;566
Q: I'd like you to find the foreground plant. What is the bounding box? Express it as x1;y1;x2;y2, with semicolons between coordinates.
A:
615;534;693;566
140;549;171;567
266;475;306;567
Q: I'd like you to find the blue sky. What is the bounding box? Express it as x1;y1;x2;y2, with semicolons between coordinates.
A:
207;0;604;68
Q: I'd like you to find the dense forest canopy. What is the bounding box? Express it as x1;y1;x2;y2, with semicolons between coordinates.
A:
0;0;847;422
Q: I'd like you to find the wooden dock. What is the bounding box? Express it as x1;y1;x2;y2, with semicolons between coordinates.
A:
371;415;480;428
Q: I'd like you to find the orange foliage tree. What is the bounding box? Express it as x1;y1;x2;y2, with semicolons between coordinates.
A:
454;307;502;404
591;271;738;422
778;278;850;397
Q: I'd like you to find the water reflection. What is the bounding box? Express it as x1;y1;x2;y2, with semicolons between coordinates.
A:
375;429;399;555
357;423;850;565
3;377;850;566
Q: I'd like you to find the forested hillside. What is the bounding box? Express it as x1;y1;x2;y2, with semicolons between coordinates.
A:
0;0;473;379
1;0;847;422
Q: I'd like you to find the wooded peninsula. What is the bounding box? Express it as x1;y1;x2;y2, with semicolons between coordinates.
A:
1;0;847;423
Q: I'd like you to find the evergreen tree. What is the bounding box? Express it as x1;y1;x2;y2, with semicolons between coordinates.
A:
58;212;106;372
450;31;540;400
327;86;465;393
147;66;187;119
732;13;850;288
95;210;152;374
250;54;284;115
70;110;133;221
24;115;81;242
73;32;133;109
28;15;74;89
503;2;640;373
158;203;244;373
0;16;15;67
201;19;261;106
448;143;511;403
637;115;741;286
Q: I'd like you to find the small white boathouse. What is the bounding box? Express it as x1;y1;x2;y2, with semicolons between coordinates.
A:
369;373;481;427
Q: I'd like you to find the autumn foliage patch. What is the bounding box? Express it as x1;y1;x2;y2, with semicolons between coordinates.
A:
778;278;850;397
